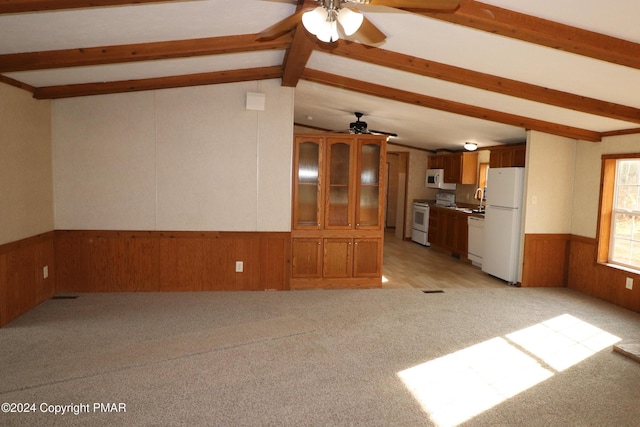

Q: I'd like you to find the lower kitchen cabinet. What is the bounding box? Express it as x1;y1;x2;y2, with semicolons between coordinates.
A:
445;212;468;256
429;207;468;258
428;208;443;247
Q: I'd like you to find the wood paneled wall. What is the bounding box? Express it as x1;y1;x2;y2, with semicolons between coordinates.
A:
55;231;291;293
521;234;571;287
522;233;640;312
0;232;56;327
567;235;640;312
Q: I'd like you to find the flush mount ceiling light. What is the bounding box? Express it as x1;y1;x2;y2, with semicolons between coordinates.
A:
302;1;364;43
464;142;478;151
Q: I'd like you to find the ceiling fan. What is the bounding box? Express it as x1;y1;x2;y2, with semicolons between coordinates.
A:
257;0;461;45
346;112;397;137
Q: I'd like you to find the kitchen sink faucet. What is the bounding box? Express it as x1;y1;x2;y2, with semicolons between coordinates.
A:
474;187;484;210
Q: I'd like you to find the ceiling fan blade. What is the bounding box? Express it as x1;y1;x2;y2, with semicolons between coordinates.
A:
353;15;387;45
366;0;460;11
256;9;308;41
369;129;398;137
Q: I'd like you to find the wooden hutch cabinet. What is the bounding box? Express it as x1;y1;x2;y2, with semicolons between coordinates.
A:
291;133;386;289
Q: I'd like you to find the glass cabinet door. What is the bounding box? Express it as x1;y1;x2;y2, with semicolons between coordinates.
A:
356;139;383;229
325;138;355;229
293;137;322;229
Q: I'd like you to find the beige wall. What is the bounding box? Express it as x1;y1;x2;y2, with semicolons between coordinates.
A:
524;131;576;234
571;133;640;239
53;80;294;232
0;83;53;245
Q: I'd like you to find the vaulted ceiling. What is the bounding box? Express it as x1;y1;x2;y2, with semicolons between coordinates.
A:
2;0;640;152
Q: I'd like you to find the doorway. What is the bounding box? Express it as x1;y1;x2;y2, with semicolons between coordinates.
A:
386;152;409;240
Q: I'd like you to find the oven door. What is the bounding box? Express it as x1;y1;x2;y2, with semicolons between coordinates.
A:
412;205;429;232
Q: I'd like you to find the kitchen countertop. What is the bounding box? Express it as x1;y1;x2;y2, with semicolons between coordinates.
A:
431;203;485;217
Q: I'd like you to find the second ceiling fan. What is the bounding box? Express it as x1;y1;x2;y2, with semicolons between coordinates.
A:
346;112;397;137
257;0;461;45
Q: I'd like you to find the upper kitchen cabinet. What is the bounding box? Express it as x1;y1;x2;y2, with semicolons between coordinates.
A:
443;152;479;185
428;155;445;169
489;144;526;168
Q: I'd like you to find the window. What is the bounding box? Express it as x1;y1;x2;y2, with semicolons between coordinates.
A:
610;160;640;268
598;154;640;271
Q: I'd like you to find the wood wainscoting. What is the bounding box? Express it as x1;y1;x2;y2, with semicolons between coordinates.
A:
55;230;291;293
567;235;640;312
522;233;571;287
0;231;56;327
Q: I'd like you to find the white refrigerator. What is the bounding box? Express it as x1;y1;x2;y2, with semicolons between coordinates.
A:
482;167;525;285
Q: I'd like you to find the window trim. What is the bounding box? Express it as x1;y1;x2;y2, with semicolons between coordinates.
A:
597;153;640;271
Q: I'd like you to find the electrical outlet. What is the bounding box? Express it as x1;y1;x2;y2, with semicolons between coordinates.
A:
235;261;243;273
43;265;49;279
626;277;633;290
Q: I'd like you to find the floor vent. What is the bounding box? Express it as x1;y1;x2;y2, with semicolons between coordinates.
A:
422;290;444;294
51;295;78;300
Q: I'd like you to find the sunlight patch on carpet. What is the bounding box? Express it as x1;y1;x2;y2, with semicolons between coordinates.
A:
397;314;621;427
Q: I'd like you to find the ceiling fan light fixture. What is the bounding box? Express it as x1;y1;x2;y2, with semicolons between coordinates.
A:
464;142;478;151
302;7;328;36
302;5;346;43
337;7;363;36
315;18;339;42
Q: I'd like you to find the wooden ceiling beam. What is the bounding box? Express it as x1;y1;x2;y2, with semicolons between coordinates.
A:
0;34;292;73
281;25;316;87
412;0;640;70
323;41;640;125
0;0;176;14
280;0;317;87
32;66;283;99
301;68;601;142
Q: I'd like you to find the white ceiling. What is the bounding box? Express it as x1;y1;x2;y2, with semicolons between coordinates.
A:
1;0;639;152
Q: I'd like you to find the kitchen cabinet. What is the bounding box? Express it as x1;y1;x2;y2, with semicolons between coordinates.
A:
428;152;477;185
428;207;443;247
428;155;445;169
291;133;386;289
428;206;469;258
443;152;479;184
489;144;526;168
445;211;468;256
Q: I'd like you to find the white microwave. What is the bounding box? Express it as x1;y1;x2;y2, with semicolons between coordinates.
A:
426;169;457;190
